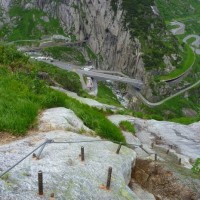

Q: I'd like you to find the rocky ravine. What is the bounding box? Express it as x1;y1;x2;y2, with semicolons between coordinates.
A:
0;0;153;97
0;0;145;75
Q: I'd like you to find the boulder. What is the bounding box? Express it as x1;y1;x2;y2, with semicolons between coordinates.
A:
38;107;91;133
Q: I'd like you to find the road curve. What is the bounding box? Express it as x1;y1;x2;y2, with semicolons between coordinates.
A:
37;59;200;107
136;79;200;107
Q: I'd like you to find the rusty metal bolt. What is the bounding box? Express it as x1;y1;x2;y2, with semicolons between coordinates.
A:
81;146;84;161
116;143;122;154
155;164;158;175
106;167;112;190
50;193;54;198
32;153;37;158
38;170;43;195
155;153;157;161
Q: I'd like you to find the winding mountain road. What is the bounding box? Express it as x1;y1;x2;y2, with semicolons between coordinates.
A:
38;59;200;107
135;79;200;107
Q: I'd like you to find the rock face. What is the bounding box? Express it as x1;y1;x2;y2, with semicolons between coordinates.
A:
38;107;92;132
0;108;139;199
108;115;200;160
0;0;11;25
31;0;144;74
0;131;138;200
0;0;152;96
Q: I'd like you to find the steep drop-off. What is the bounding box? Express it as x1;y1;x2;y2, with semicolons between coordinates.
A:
0;0;182;98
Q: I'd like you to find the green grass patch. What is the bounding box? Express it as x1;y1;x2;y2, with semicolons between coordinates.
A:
64;96;125;142
186;37;196;45
84;45;97;60
168;24;180;30
139;90;200;124
155;0;200;22
119;121;135;134
160;44;195;80
34;61;84;95
0;45;124;142
192;158;200;174
0;67;67;134
96;82;121;106
2;6;65;41
43;46;86;65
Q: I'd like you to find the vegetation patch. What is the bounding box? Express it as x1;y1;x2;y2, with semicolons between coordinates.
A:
138;91;200;124
119;121;135;134
192;158;200;174
155;0;200;23
0;67;67;134
43;46;86;65
160;44;195;80
64;96;125;142
111;0;181;70
0;45;124;142
1;6;65;41
34;61;83;95
84;45;98;61
96;82;121;107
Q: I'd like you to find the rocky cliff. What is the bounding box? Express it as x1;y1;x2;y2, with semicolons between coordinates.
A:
0;0;181;98
32;1;145;77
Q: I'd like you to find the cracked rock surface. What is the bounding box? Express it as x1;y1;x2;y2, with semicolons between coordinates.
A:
0;131;139;200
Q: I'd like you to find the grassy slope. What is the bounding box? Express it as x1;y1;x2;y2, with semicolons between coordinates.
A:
0;45;125;142
155;0;200;22
119;121;135;134
155;0;200;80
160;44;195;80
43;46;87;66
96;82;121;107
111;0;181;70
0;6;65;41
138;92;200;124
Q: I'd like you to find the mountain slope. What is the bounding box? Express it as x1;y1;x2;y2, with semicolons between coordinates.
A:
0;0;183;92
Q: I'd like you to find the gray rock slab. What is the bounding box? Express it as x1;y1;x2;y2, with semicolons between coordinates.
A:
0;131;139;200
38;107;91;133
108;115;200;160
123;131;141;148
